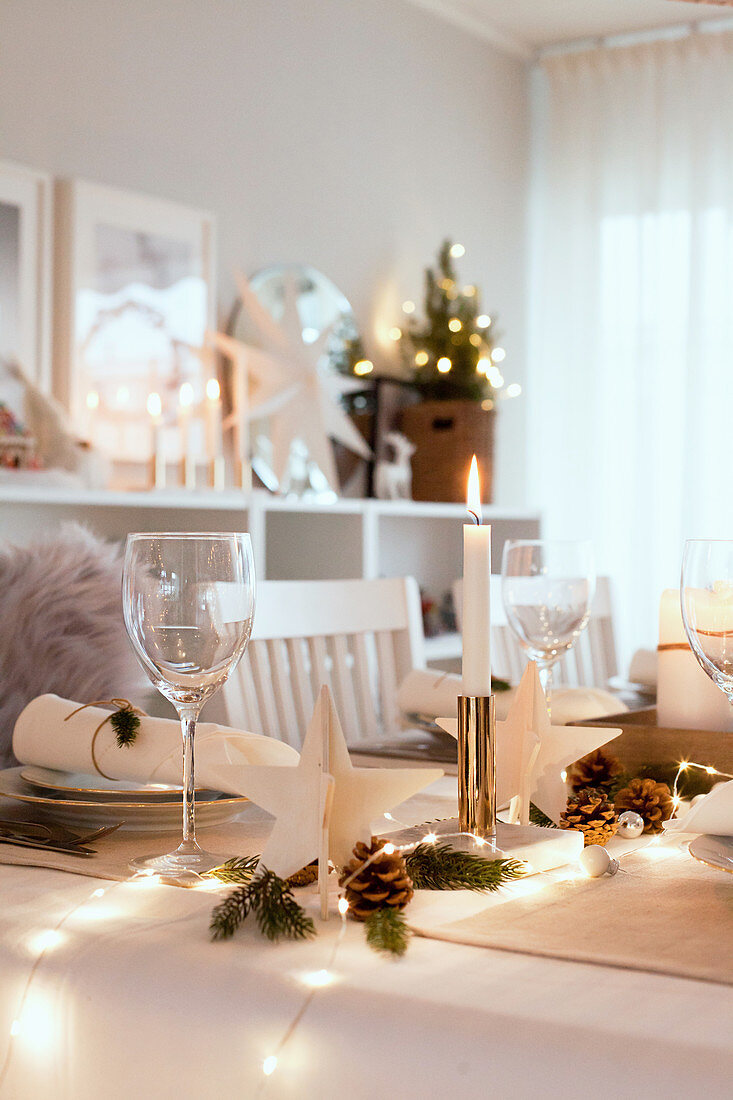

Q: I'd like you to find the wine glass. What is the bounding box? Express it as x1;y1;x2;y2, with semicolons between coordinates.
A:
123;532;255;877
681;539;733;706
501;539;596;716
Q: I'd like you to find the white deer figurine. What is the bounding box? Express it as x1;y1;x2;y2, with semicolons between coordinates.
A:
375;431;416;500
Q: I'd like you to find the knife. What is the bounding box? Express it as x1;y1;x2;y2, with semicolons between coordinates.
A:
0;835;96;858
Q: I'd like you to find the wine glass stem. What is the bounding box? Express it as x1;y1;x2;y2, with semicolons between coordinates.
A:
538;662;554;721
178;706;200;851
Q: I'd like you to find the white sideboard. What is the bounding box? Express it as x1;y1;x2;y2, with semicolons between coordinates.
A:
0;486;541;661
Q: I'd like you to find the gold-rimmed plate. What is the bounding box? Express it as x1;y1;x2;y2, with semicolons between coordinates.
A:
0;768;248;831
19;766;217;802
689;834;733;875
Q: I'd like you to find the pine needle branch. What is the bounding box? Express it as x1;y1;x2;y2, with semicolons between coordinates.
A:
365;907;410;957
110;705;140;748
203;855;260;885
209;868;316;943
209;887;252;940
405;843;524;892
529;803;557;829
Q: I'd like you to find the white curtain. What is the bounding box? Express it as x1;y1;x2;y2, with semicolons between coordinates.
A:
528;31;733;667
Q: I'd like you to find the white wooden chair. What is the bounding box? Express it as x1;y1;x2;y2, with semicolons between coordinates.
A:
452;575;618;689
221;577;426;748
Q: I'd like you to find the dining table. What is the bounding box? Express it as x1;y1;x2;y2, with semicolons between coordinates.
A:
1;775;731;1100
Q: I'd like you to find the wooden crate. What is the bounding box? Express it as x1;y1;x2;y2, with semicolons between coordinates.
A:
572;707;733;773
399;400;495;502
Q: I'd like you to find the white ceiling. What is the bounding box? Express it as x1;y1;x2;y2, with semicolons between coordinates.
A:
407;0;731;57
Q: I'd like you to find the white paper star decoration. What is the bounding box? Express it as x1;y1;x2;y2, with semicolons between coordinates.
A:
437;662;622;824
218;686;443;881
209;269;371;491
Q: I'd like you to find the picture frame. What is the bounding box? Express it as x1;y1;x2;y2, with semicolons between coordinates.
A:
54;179;216;465
0;159;52;393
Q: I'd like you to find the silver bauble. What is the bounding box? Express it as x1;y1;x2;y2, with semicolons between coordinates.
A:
616;810;644;839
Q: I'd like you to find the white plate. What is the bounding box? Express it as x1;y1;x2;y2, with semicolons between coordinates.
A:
688;834;733;875
0;768;248;832
20;766;217;802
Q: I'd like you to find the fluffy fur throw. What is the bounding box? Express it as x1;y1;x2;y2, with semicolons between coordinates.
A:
0;525;142;768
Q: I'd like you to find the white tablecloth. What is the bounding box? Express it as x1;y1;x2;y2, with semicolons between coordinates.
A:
1;786;731;1100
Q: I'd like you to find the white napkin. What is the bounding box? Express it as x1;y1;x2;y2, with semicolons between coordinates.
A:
664;780;733;837
628;648;658;688
12;695;298;793
397;668;625;726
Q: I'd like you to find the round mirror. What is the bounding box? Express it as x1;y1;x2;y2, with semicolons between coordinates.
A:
227;263;359;366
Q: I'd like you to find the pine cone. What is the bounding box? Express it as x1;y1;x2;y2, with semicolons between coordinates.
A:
567;747;623;794
560;788;618;847
614;778;673;834
338;838;414;921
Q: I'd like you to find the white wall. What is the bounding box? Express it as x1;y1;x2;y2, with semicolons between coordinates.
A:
0;0;529;503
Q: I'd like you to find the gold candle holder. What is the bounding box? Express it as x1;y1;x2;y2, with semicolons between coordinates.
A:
457;694;496;841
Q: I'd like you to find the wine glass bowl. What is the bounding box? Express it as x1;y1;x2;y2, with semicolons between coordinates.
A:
501;540;596;711
123;532;255;877
681;540;733;704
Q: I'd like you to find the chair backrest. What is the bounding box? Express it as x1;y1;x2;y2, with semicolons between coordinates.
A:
221;577;426;748
452;575;618;689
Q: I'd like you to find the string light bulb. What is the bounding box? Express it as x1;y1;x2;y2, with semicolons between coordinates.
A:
505;383;522;399
414;351;429;366
388;327;402;342
491;347;506;363
402;300;416;314
354;359;374;376
449;243;465;258
337;897;349;917
263;1056;278;1077
437;357;452;373
476;314;491;329
448;318;462;333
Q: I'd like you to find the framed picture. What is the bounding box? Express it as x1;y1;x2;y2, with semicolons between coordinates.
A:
54;179;216;463
0;160;52;394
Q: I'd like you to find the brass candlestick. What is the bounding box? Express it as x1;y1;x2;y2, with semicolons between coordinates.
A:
457;694;496;842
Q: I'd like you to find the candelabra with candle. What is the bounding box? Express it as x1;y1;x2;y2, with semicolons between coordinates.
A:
205;377;225;490
147;391;166;489
178;382;196;490
459;455;496;842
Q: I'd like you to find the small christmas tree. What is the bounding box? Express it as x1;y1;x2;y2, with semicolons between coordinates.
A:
399;241;504;403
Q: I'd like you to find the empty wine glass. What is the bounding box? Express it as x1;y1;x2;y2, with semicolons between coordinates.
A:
501;539;596;716
681;539;733;707
123;532;255;877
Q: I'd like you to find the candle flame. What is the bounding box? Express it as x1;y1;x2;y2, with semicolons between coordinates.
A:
466;455;482;525
147;392;162;419
179;382;195;408
206;377;220;401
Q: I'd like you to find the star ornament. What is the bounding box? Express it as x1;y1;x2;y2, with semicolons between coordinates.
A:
437;662;622;824
217;686;443;879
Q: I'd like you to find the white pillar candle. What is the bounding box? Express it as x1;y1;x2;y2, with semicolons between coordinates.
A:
178;382;196;489
462;455;492;696
234;349;251;492
658;589;733;731
205;376;224;460
146;391;165;489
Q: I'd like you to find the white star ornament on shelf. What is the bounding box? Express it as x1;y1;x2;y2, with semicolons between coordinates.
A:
214;686;443;879
234;269;372;490
437;662;622;824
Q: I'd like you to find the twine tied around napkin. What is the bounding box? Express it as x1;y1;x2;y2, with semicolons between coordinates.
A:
64;699;147;779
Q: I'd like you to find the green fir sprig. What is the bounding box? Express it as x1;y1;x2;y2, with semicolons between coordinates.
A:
364;906;410;957
110;704;141;748
529;803;557;829
405;842;524;892
204;855;260;885
210;868;316;943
